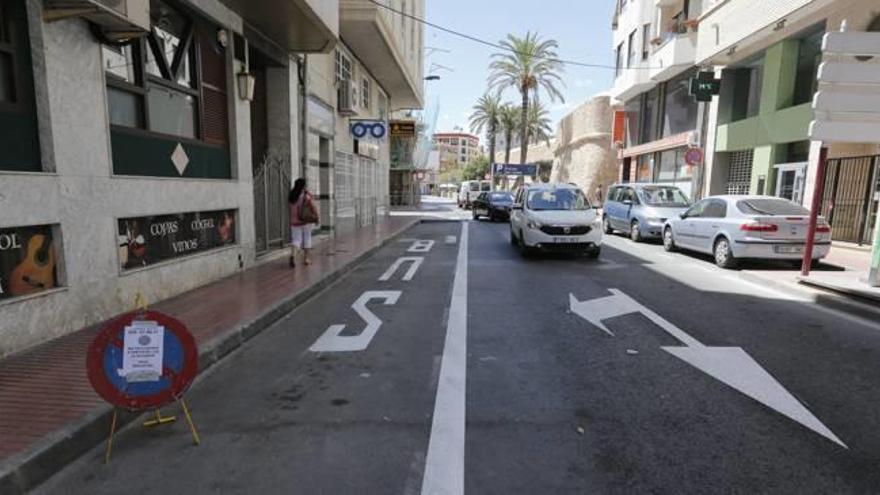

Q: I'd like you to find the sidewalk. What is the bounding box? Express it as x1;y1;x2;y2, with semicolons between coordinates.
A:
0;216;419;494
797;244;880;303
740;243;880;315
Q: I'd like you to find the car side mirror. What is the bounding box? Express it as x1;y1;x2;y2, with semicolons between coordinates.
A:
679;212;688;219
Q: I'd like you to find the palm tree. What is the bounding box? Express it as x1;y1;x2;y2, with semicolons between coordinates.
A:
468;92;502;186
498;104;519;165
526;101;553;147
488;31;564;164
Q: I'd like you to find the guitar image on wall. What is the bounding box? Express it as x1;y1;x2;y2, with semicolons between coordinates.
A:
9;234;56;296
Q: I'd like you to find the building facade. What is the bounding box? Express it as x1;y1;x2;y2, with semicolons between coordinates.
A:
610;0;703;199
433;132;482;168
698;0;880;245
0;0;424;357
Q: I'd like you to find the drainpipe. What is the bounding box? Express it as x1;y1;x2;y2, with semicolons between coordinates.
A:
299;55;309;180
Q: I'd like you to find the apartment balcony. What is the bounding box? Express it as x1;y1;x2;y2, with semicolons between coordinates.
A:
219;0;338;53
696;0;834;65
340;0;424;109
649;31;697;81
611;64;656;103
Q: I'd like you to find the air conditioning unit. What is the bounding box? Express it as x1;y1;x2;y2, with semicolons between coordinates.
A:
44;0;150;43
338;80;361;116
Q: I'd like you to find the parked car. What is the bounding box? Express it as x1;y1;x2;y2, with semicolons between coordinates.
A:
472;191;515;221
603;184;691;242
458;180;492;208
509;183;603;257
662;195;832;269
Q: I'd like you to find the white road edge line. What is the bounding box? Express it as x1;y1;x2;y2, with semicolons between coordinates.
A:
421;222;468;495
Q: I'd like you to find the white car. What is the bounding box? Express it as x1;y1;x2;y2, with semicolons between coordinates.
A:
662;195;832;269
509;183;603;258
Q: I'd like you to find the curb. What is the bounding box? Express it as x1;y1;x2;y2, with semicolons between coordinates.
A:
739;270;880;321
0;218;420;495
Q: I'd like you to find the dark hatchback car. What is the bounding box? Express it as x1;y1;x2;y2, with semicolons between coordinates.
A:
472;191;515;221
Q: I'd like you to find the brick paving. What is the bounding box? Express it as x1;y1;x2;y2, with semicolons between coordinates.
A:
0;218;416;469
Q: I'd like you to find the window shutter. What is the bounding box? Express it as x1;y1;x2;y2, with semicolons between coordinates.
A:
199;26;228;147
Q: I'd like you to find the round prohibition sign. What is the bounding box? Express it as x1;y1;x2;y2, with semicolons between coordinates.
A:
87;310;198;411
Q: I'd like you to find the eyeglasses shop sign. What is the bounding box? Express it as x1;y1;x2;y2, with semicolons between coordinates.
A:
118;210;236;271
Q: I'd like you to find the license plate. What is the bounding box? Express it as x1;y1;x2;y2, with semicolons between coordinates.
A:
553;237;579;243
774;245;803;254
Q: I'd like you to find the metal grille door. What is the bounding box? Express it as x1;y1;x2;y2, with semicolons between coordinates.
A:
253;154;291;255
726;150;754;195
821;155;880;244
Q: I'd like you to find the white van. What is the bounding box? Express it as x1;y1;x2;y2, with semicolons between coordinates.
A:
458;180;491;208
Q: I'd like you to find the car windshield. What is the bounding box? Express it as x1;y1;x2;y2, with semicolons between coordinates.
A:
527;189;591;211
481;182;491;191
638;186;690;207
490;192;513;202
737;198;810;216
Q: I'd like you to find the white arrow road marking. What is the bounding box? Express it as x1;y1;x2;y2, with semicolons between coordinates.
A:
408;240;436;253
422;222;468;495
569;289;847;448
378;257;424;282
309;291;401;352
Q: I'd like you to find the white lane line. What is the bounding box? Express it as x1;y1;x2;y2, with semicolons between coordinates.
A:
421;222;468;495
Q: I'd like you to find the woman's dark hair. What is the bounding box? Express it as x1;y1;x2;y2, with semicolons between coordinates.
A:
289;178;306;204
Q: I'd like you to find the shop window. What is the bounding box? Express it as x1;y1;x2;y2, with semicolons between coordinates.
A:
662;70;698;137
103;0;230;178
792;25;824;107
0;0;41;172
640;88;659;143
0;224;62;300
655;150;677;182
624;96;641;147
636;155;653;182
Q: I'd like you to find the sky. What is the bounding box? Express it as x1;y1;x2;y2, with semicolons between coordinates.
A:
422;0;617;139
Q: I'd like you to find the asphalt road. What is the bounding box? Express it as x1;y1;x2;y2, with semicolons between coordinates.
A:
37;213;880;494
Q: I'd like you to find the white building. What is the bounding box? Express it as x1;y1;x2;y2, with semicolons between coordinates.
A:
0;0;424;357
610;0;703;199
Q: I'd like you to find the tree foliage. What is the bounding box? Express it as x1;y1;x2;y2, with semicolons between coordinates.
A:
488;32;565;164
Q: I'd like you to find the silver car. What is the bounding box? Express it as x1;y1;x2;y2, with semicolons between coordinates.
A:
662;195;832;268
603;184;691;242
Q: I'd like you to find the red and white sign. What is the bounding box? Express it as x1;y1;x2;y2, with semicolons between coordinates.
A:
684;148;704;166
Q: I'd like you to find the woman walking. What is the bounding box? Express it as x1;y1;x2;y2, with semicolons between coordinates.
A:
288;178;318;268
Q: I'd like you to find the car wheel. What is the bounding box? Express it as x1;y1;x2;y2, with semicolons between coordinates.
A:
663;227;677;252
713;237;737;269
518;230;532;257
584;246;601;259
510;228;518;245
630;220;642;242
603;216;613;235
472;209;479;220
